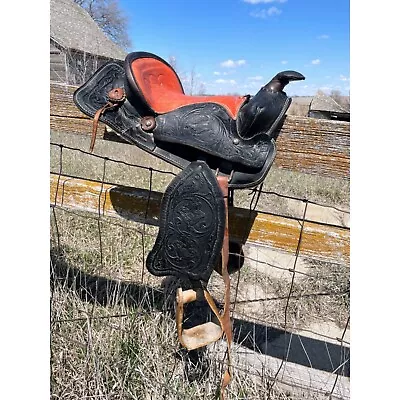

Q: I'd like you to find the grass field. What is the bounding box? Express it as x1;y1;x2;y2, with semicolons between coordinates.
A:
50;131;350;399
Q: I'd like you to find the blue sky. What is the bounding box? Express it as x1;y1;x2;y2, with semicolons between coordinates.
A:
119;0;349;96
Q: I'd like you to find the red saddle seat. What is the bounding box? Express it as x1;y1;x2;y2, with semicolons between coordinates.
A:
131;58;247;119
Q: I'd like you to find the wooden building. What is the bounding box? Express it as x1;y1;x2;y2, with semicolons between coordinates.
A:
308;91;350;122
50;0;126;85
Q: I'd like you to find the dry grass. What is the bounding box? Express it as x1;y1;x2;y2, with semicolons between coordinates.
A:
233;167;349;222
50;130;349;399
233;258;349;330
50;284;303;399
50;241;302;400
50;206;348;399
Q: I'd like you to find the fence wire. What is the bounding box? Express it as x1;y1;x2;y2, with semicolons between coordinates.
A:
50;142;350;400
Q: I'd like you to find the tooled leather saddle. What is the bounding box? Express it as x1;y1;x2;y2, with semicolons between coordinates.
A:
74;51;304;392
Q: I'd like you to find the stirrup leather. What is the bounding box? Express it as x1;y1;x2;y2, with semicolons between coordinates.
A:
175;175;233;397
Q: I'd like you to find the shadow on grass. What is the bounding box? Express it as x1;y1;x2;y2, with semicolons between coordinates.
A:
50;247;349;379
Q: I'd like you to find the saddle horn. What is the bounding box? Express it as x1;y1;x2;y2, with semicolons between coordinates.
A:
265;70;305;92
236;70;305;140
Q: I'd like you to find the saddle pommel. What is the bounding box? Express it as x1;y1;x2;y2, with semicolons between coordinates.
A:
236;69;305;140
265;70;305;92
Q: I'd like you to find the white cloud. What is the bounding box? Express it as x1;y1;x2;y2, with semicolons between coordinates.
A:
281;60;288;64
248;76;264;81
220;59;247;68
318;84;347;93
267;7;282;16
339;74;349;81
220;60;236;68
244;0;287;4
317;34;330;39
319;85;333;92
215;79;237;84
250;7;282;18
241;82;259;90
311;59;321;65
214;71;230;76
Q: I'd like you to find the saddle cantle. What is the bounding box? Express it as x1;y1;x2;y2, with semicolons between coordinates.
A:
73;51;305;189
73;51;304;397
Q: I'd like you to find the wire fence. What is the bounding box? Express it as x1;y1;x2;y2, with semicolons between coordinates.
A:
50;141;350;400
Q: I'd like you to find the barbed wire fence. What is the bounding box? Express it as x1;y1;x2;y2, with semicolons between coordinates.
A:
50;141;350;400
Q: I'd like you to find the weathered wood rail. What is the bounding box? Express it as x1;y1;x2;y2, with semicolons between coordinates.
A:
50;83;350;180
50;173;350;265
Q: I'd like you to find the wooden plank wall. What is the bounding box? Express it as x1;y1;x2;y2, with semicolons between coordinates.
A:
50;83;350;180
50;44;66;83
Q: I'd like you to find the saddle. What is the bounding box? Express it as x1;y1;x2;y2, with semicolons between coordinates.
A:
74;51;304;395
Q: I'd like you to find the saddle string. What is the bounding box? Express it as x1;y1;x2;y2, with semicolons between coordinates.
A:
90;102;116;152
90;88;126;153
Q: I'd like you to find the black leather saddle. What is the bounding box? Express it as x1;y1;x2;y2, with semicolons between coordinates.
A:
73;51;304;189
73;51;304;392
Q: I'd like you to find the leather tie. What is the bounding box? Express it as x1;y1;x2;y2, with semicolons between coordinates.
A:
89;88;126;153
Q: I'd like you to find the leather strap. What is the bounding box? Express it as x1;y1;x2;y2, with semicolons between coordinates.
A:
90;102;116;153
89;88;126;153
215;175;233;399
174;174;233;399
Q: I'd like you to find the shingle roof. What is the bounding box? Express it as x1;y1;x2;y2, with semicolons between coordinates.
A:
309;91;350;113
50;0;126;60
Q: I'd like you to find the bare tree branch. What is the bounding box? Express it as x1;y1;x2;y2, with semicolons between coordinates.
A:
168;56;206;95
74;0;132;50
